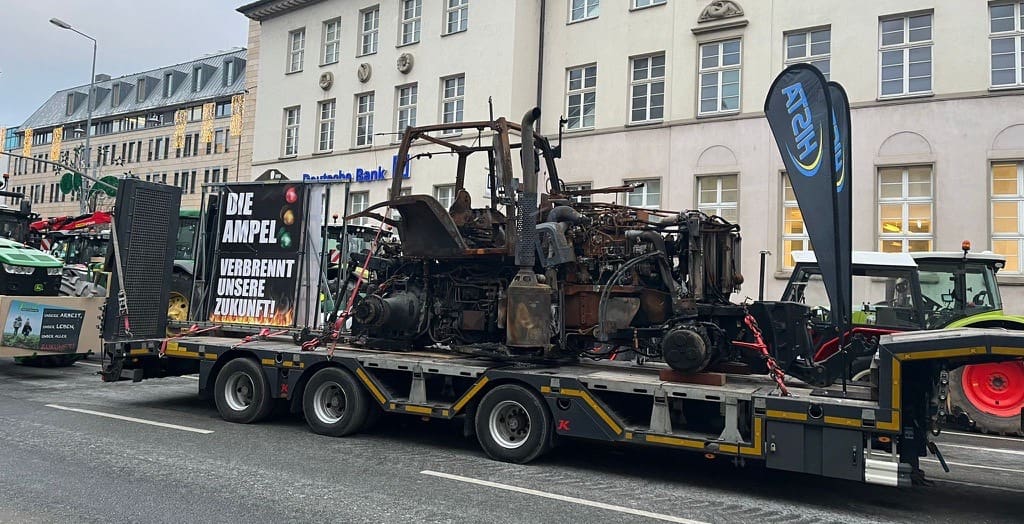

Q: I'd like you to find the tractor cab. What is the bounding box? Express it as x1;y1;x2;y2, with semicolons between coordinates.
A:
0;191;39;245
912;251;1004;328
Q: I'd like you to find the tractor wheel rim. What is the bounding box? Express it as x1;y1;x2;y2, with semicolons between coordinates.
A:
488;400;531;450
961;361;1024;418
312;381;347;424
167;293;189;321
224;372;255;412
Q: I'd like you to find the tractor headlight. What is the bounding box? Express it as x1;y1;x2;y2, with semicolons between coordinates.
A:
3;264;35;275
47;267;63;276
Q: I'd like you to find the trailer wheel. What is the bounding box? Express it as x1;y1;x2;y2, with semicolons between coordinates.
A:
475;384;552;464
214;358;274;424
948;363;1024;436
302;367;369;437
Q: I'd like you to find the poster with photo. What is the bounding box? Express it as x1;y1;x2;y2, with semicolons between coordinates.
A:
208;184;306;327
3;300;85;353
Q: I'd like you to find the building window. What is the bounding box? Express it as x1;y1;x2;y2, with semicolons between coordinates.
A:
317;99;336;152
283;107;300;156
192;67;204;92
566;65;596;130
322;19;341;65
111;84;122;107
288;28;306;73
698;39;741;115
697;175;738;222
564;182;592;203
396;84;418;135
879;13;932;97
990;2;1024;87
350;192;369;225
781;175;810;269
223;60;237;86
991;161;1024;272
784;27;831;79
163;72;174;97
216;100;232;118
360;7;380;56
65;93;76;116
400;0;422;45
355;92;375;147
434;185;455;209
630;54;665;123
441;75;465;128
136;78;147;102
633;0;665;8
625;178;660;209
445;0;468;34
570;0;599;23
878;166;933;252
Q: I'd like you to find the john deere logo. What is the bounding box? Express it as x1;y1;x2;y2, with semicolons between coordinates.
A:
781;82;823;178
33;283;44;293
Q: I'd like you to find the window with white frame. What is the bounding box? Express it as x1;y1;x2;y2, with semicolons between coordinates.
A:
434;184;455;209
322;19;341;64
223;60;237;86
633;0;665;9
360;7;380;56
570;0;599;22
697;175;738;222
350;192;369;225
879;13;932;97
698;39;741;115
441;75;465;128
630;54;665;123
445;0;469;34
991;161;1024;272
564;182;592;203
781;174;810;269
878;166;933;252
396;84;418;135
625;178;661;209
990;2;1024;87
317;99;336;152
288;28;305;73
784;27;831;79
283;107;300;156
355;93;374;147
400;0;422;45
566;65;596;130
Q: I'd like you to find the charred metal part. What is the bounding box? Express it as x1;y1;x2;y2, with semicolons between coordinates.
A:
662;324;712;373
506;269;552;348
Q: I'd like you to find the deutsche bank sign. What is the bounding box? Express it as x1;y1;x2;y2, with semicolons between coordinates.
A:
301;154;411;184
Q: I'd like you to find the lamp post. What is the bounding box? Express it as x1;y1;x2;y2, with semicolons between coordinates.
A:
50;17;95;214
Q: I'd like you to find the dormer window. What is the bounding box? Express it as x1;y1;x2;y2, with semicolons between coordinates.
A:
137;78;147;102
111;83;121;107
163;72;174;97
224;60;236;86
66;93;76;115
193;67;204;92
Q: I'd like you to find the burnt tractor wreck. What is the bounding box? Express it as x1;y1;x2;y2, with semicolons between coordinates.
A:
344;108;857;387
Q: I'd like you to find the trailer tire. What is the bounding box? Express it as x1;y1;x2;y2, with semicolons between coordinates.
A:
214;358;274;424
475;384;552;464
302;367;369;437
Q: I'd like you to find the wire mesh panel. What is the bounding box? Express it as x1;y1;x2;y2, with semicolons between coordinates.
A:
103;179;182;340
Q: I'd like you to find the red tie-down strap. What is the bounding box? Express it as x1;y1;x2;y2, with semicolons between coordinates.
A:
731;314;791;397
159;324;222;357
231;328;291;349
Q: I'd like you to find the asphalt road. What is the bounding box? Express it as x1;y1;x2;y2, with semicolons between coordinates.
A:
0;358;1021;524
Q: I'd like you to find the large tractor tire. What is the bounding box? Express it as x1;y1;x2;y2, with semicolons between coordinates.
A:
947;362;1024;436
59;267;106;298
167;271;192;335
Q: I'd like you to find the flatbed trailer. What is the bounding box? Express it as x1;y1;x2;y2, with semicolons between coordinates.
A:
100;328;1024;488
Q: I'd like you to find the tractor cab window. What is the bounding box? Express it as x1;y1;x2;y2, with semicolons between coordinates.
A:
785;265;920;328
918;262;1000;327
0;216;28;243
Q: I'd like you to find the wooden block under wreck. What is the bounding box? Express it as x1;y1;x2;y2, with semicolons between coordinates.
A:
658;369;727;386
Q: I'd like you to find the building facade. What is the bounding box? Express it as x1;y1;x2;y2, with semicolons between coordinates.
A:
240;0;1024;310
5;48;250;215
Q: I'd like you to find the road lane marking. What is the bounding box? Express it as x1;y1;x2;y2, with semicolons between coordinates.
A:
922;458;1024;474
46;404;213;434
941;430;1022;443
934;479;1024;493
421;470;707;524
938;443;1024;456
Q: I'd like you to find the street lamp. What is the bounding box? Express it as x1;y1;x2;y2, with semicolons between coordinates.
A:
50;17;96;214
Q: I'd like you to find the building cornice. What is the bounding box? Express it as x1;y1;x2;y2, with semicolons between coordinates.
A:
237;0;326;21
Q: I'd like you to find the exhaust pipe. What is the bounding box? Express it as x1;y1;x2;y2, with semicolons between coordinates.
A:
516;107;542;267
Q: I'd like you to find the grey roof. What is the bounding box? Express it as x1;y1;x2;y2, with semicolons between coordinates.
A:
19;48;247;131
238;0;325;21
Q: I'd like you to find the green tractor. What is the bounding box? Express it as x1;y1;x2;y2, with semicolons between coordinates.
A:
784;248;1024;435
